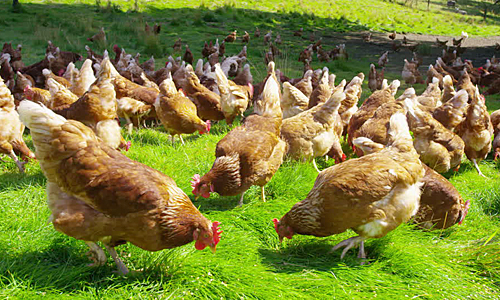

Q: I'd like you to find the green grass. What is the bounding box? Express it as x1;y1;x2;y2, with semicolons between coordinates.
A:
1;0;500;299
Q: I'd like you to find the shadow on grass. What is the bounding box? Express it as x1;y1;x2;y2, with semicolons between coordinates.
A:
258;239;373;274
0;239;181;292
0;170;45;191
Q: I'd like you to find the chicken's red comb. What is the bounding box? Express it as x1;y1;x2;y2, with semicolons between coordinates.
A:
191;174;201;191
125;141;131;151
273;218;279;234
341;153;347;161
212;221;222;245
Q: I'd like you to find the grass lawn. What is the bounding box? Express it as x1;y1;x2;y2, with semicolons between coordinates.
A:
1;0;500;299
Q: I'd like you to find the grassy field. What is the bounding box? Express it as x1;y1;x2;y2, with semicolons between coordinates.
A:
1;0;500;299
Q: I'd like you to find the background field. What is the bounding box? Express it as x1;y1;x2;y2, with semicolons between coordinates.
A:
1;0;500;299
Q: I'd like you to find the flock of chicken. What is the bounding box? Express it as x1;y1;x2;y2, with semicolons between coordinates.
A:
0;27;497;274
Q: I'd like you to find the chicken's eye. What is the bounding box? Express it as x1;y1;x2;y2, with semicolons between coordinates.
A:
204;234;209;238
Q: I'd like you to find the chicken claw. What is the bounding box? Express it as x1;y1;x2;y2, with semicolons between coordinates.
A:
330;236;366;260
85;241;107;267
471;158;486;178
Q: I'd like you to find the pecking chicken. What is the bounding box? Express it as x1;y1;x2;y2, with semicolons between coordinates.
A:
87;27;106;43
456;86;493;177
281;86;346;171
0;77;35;172
18;100;221;275
274;113;424;261
191;62;286;206
402;59;423;84
353;137;469;230
154;73;210;143
117;97;152;134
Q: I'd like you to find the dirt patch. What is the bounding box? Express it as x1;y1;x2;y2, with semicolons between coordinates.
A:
323;31;500;75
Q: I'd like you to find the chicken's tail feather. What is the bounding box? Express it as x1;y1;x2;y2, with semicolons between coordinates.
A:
18;100;97;161
387;113;414;152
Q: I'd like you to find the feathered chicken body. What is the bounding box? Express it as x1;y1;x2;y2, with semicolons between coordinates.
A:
281;82;309;119
191;62;285;205
214;63;252;125
18;100;220;274
0;77;35;172
274;113;424;260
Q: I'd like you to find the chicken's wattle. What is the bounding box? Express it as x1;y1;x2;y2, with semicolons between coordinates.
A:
195;240;207;250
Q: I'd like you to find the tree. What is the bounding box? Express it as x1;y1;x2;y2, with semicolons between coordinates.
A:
478;0;500;20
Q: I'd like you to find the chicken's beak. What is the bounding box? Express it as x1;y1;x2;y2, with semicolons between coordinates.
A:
209;244;217;254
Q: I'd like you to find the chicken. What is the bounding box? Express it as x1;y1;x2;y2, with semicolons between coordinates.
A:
281;87;345;171
378;51;389;68
214;63;252;125
404;98;465;173
254;27;261;38
42;68;70;89
233;63;253;86
274;113;424;260
308;68;332;109
242;31;250;43
415;77;442;113
54;58;126;150
402;59;423;84
294;70;313;98
23;85;51;106
432;89;469;132
154;73;210;142
87;27;106;43
0;77;35;172
490;109;500;161
294;28;303;37
117;97;153;134
70;59;96;97
456;87;493;177
353;137;469;230
181;45;194;66
281;82;309;119
225;30;237;43
368;64;384;92
13;71;34;101
46;78;79;110
109;60;159;106
347;80;400;148
339;75;362;135
441;75;456;103
191;62;285;205
172;38;182;52
264;31;272;45
425;65;444;88
183;65;225;121
18;100;221;274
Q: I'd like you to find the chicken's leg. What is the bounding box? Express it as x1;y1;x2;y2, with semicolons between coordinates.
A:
124;115;133;135
8;150;26;173
261;186;266;202
329;236;366;259
312;159;321;173
472;158;486;177
85;241;107;267
238;192;246;206
104;244;129;275
179;135;185;145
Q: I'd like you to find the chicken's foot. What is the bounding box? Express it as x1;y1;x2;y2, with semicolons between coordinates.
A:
8;150;26;173
329;236;366;259
312;159;320;173
472;158;486;177
104;244;129;275
85;241;107;267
